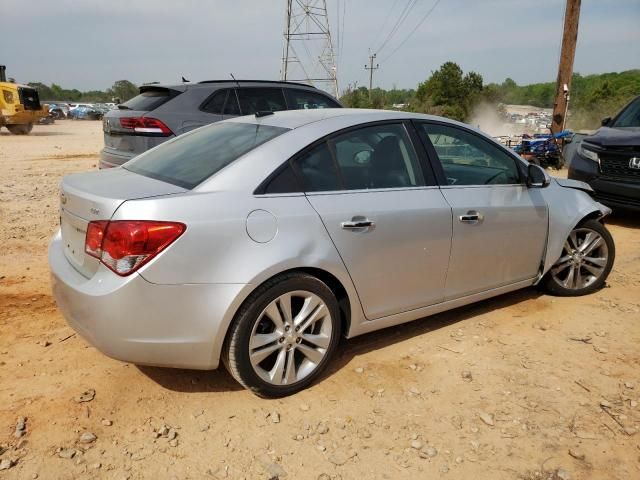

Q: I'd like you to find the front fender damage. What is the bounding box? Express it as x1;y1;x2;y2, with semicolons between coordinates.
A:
537;182;611;281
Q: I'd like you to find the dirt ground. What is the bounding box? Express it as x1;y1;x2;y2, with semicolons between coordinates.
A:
1;121;639;480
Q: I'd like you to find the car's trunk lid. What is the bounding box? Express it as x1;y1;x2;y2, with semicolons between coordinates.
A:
102;108;151;156
59;168;186;277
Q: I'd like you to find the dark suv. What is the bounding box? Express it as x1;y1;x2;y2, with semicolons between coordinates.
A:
99;80;342;169
568;96;640;210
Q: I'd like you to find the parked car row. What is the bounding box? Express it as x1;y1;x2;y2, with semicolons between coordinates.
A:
45;102;117;120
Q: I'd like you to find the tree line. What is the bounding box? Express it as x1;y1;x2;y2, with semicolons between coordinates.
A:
340;64;640;130
27;80;139;103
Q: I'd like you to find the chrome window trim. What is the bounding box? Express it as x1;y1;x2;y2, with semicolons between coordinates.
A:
439;183;526;190
303;185;441;196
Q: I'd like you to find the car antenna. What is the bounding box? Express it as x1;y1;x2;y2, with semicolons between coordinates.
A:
230;73;241;89
229;73;272;118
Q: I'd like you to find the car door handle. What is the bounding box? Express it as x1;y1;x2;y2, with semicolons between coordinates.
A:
341;219;375;229
459;211;484;224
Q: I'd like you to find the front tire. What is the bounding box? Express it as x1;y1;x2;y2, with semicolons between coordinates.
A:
541;219;615;296
223;273;341;398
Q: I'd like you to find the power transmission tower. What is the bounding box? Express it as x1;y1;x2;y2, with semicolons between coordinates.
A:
551;0;581;134
281;0;338;97
365;52;379;99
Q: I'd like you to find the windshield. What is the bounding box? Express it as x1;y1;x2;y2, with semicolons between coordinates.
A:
611;97;640;128
125;122;289;189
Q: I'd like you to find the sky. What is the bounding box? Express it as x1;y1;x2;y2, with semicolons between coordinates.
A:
2;0;639;94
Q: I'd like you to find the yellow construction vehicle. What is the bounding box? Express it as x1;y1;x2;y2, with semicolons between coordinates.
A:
0;65;48;134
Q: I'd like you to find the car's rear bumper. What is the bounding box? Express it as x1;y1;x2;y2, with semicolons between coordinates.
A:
48;230;248;370
99;148;136;169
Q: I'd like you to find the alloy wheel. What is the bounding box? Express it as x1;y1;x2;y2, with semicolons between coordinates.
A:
550;227;609;290
249;290;333;386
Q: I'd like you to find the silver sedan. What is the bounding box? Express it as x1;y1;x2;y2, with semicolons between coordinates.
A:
49;109;615;397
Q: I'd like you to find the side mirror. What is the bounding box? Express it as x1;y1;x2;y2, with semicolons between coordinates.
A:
527;163;551;188
601;117;611;127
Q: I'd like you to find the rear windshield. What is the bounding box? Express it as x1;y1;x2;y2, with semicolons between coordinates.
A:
124;122;289;189
122;88;178;111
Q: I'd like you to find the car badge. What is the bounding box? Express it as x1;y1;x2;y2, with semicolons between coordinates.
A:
630;157;640;170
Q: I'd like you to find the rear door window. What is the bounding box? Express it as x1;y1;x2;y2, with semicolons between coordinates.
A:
290;123;427;193
331;123;425;190
125;122;288;189
294;143;341;192
262;164;301;194
285;89;340;109
122;88;179;111
223;90;241;115
200;89;227;114
237;88;287;115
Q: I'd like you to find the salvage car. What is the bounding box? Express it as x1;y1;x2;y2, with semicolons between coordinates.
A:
50;109;615;397
69;105;103;120
99;80;341;169
568;95;640;210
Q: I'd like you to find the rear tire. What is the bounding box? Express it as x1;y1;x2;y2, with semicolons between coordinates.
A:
541;219;615;296
7;123;32;135
223;272;341;398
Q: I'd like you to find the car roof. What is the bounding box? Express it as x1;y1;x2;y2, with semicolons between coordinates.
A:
147;80;322;91
224;108;462;130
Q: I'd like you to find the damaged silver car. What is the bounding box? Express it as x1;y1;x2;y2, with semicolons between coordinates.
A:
49;109;615;397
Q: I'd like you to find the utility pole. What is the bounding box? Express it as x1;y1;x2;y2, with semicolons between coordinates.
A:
551;0;581;134
365;53;379;99
281;0;339;97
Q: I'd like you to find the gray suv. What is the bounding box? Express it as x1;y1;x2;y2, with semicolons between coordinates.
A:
99;80;342;169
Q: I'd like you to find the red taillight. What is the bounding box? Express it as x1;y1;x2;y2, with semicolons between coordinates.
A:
85;220;108;258
85;221;185;276
119;117;137;129
119;117;173;136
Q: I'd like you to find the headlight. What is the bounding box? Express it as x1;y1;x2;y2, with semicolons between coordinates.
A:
578;143;599;162
2;90;14;103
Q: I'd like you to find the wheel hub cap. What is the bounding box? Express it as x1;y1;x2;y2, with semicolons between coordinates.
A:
249;291;332;386
551;227;609;290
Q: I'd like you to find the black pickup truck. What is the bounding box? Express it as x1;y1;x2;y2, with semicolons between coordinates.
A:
568;96;640;210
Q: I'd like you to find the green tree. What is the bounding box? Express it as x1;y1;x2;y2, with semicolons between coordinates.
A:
413;62;485;121
107;80;138;102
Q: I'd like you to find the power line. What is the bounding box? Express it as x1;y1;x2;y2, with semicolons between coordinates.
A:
380;0;443;62
339;0;346;61
372;0;401;50
375;0;418;54
336;0;341;62
374;0;419;55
